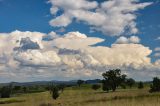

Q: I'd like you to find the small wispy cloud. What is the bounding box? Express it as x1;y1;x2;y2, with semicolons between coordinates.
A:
155;47;160;51
154;53;160;57
156;37;160;40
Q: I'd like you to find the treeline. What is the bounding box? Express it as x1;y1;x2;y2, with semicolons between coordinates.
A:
76;69;160;93
0;83;68;99
101;69;142;92
1;69;160;100
101;69;160;93
0;84;45;98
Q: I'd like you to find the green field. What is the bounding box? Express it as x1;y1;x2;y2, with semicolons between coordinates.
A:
0;84;160;106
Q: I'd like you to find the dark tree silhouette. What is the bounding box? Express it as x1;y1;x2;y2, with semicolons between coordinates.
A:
102;80;110;92
22;86;28;93
58;84;65;93
120;83;126;89
149;77;160;93
126;78;135;88
102;69;126;92
138;81;144;89
51;85;59;100
0;86;12;98
13;86;21;91
77;80;84;87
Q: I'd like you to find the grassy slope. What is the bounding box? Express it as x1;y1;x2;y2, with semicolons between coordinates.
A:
1;85;160;106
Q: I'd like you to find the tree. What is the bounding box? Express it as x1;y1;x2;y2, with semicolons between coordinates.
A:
126;78;135;88
120;75;127;89
13;86;21;91
138;81;144;89
51;85;59;100
92;84;101;90
77;80;84;87
120;83;126;89
102;69;126;92
22;86;28;93
58;84;65;93
149;77;160;93
0;86;12;98
102;80;110;92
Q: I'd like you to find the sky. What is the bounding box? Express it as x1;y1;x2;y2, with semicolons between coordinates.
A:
0;0;160;82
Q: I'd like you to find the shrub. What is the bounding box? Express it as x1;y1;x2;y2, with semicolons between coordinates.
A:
0;86;12;98
51;85;59;100
92;84;101;90
126;78;135;88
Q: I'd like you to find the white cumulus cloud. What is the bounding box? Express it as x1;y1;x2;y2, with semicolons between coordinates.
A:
49;0;152;36
115;36;140;44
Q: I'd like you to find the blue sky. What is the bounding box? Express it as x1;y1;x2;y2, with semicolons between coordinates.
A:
0;0;160;82
0;0;160;59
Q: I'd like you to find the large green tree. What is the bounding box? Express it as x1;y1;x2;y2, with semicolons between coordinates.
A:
102;69;126;92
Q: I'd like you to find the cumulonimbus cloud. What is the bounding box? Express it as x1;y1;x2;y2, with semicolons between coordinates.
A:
0;30;160;82
49;0;152;36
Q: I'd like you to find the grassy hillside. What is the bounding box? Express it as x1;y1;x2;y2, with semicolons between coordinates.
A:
1;84;160;106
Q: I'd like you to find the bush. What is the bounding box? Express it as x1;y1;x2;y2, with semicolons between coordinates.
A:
138;82;144;89
126;78;135;88
51;85;59;100
0;86;12;98
92;84;101;90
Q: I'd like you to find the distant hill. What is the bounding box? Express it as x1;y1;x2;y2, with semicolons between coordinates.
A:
0;79;101;87
85;79;101;84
